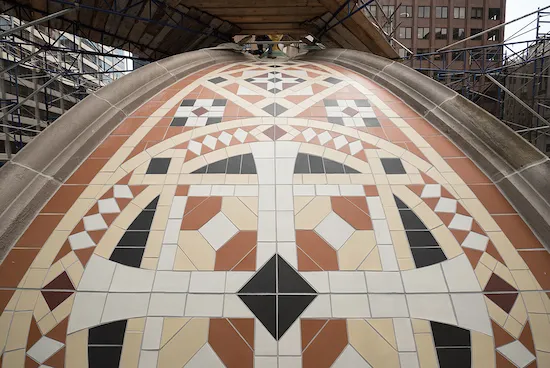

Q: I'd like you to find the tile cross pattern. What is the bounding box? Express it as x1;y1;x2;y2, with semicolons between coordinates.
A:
238;255;317;340
245;71;306;93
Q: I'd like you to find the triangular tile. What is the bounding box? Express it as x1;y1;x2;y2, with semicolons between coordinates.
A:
43;346;64;367
463;248;483;268
46;317;69;343
238;255;276;293
358;247;382;270
232;248;256;271
229;318;255;349
278;256;316;293
485;273;517;293
27;317;42;350
238;295;276;339
52;241;72;264
161;318;190;347
486;293;518;314
74;247;95;266
301;319;327;351
25;356;40;368
278;295;317;339
44;272;74;290
486;241;506;265
492;320;515;347
41;291;74;311
496;351;517;368
297;248;322;271
519;321;536;355
367;319;397;349
100;187;114;200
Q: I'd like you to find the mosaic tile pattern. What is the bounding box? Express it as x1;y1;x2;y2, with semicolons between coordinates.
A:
0;59;549;368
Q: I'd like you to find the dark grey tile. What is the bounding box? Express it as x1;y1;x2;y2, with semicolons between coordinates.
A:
355;99;371;107
206;117;222;125
294;153;310;174
274;103;287;117
411;248;447;268
89;320;127;345
344;164;360;174
278;256;316;294
325;77;342;84
88;346;123;368
363;118;381;127
324;99;338;107
263;103;276;116
394;195;408;209
227;155;242;174
241;153;257;174
323;158;345;173
117;232;149;247
239;256;276;294
381;158;406;174
308;155;325;174
238;295;276;339
146;158;171;174
328;117;344;125
110;247;145;268
406;231;438;247
278;295;317;339
170;117;188;126
212;99;227;106
192;165;207;174
128;211;155;231
180;100;195;106
209;77;226;84
399;210;427;230
145;196;159;210
206;159;227;174
436;348;471;368
431;322;471;347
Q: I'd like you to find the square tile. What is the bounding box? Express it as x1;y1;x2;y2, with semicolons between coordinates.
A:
369;294;409;317
461;232;489;251
114;185;133;198
434;198;457;213
68;231;95;250
152;271;190;292
497;341;536;368
83;214;108;231
402;264;448;293
189;271;226;293
406;294;456;325
146;158;171;174
148;293;187;316
98;198;120;214
448;214;473;231
365;271;404;293
331;294;370;317
328;271;367;293
420;184;441;198
185;294;224;316
315;212;354;250
199;213;238;250
26;336;64;363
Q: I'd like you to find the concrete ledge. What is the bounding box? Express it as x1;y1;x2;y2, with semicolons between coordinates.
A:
0;48;248;261
301;49;550;248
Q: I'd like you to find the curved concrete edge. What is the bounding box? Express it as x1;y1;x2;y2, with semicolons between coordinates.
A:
0;48;249;260
299;49;550;248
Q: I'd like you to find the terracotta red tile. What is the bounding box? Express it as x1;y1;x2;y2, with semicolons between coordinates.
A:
456;203;470;216
297;248;322;271
65;159;108;184
181;197;222;230
16;215;64;247
88;230;105;244
366;127;388;140
215;232;256;271
463;247;482;268
424;136;465;157
486;241;505;265
102;213;118;226
384;127;410;142
116;198;132;210
492;321;515;347
0;290;14;312
406;118;441;136
519;321;536;355
407;185;424;197
363;186;378;196
126;141;147;160
85;203;99;217
445;158;491;184
90;136;128;158
131;100;164;116
423;198;439;210
27;317;41;350
296;231;339;271
331;197;372;230
74;247;94;267
71;221;85;235
233;248;256;271
518;250;550;289
43;346;64;367
41;186;86;213
112;117;146;135
419;172;437;184
25;356;40;368
175;185;189;196
493;215;543;249
100;187;114;200
142;126;168;142
303;320;347;368
209;319;253;368
229;318;254;349
130;185;146;197
469;185;515;214
301;319;327;351
165;126;183;139
0;248;39;287
46;317;69;343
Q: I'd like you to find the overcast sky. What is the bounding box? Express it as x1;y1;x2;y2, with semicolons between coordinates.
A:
505;0;550;51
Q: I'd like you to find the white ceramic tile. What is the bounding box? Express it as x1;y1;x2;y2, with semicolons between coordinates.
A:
98;198;121;214
141;316;163;349
372;219;392;244
293;185;315;196
258;212;276;242
315;185;340;196
278;356;302;368
365;272;403;293
223;294;254;317
277;242;298;269
153;271;190;292
366;197;385;219
185;294;223;317
461;232;489;251
301;272;330;293
78;255;116;291
276;211;296;242
110;264;155;292
339;185;365;196
434;198;457;213
148;293;186;316
393;318;416;351
276;185;294;211
399;352;420;368
278;320;301;355
225;271;254;293
169;196;188;219
331;294;370;318
402;264;448;293
255;319;277;355
370;294;409;317
102;293;150;323
497;341;536;368
114;184;133;198
199;212;238;250
448;214;473;231
420;184;441;198
185;344;225;368
163;219;181;244
255;356;277;368
251;142;275;158
329;271;367;293
234;185;259;197
68;292;107;333
332;345;372;367
302;294;332;318
68;231;95;250
26;336;64;363
275;141;300;158
406;294;457;325
441;254;481;292
315;212;354;250
188;185;211;196
83;213;108;231
275;158;295;184
157;244;177;270
211;185;235;196
138;350;158;368
256;242;277;269
256;158;276;185
259;185;276;211
378;244;399;271
189;271;226;293
451;293;492;335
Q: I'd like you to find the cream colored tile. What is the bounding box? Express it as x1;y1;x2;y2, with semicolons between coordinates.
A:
323;148;347;165
119;332;142;368
248;175;258;184
486;231;528;270
326;174;351;184
420;147;453;172
509;297;528;326
15;290;39;311
350;174;375;184
302;174;327;184
461;199;500;232
493;262;518;288
431;225;463;259
2;349;25;367
295;197;331;229
374;174;389;185
128;173;144;185
178;174;202;184
151;206;170;231
338;231;376;270
0;311;13;353
391;231;412;259
411;319;431;334
386;207;404;231
348;319;400;368
366;319;397;349
528;313;550;352
142;174;167;185
141;257;158;270
31;230;71;269
52;294;74;323
521;292;546;313
23;268;49;288
358;247;383;271
127;317;146;332
105;169;127;185
60;251;78;269
471;331;495;368
90;172;113;185
201;174;226;184
504;316;523;338
95;225;125;258
80;185;104;199
239;197;258;215
33;294;49;322
391;185;422;209
511;270;539;291
452;184;477;199
475;262;493;288
56;199;95;231
157;318;208;367
4;291;20;311
159;185;177;206
222;197;257;231
425;167;447;184
485;297;508;326
5;311;32;351
479;252;497;271
132;185;163;210
412;202;443;230
300;143;325;157
146;138;176;157
205;149;228;164
143;230;163;258
66;330;88;368
441;172;464;185
161;318;190;347
344;156;370;174
66;260;84;287
387;175;411;185
401;150;432;173
415;333;438;368
166;174;179;185
398;258;416;270
225;175;249;184
178;231;215;270
168;158;185;174
225;144;250;157
294;197;314;214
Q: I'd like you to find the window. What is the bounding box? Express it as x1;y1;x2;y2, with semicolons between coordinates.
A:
471;7;483;19
489;8;501;20
471;28;482;40
418;6;430;18
366;5;377;17
399;27;412;39
382;6;395;16
453;28;465;40
402;6;412;18
488;29;500;41
454;7;465;19
435;28;448;40
452;51;464;61
436;6;448;19
418;27;430;39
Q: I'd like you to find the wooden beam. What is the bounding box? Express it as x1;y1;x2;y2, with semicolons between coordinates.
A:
224;15;314;23
198;6;326;16
238;23;303;30
180;0;321;7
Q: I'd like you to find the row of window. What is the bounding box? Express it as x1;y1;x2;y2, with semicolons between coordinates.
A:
367;5;501;21
399;27;500;41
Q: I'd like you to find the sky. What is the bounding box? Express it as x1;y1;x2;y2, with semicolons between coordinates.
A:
505;0;550;52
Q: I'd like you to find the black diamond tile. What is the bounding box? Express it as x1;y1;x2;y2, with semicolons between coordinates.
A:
263;103;276;116
239;256;276;293
227;155;242;174
278;295;317;339
245;77;254;82
213;99;227;106
308;155;324;174
411;248;447;268
241;153;257;174
206;117;222;125
324;99;338;106
239;295;277;338
325;77;342;84
399;210;427;230
180;100;195;106
146;158;171;174
381;158;406;174
430;322;471;347
170;117;188;126
355;99;371;107
110;247;145;268
344;164;360;174
394;195;408;209
269;88;281;93
89;320;127;345
128;211;155;230
323;158;345;174
406;231;438;247
296;78;306;83
294;153;310;174
278;257;316;293
328;117;344;125
88;346;123;368
207;159;228;173
363;118;381;127
436;348;472;368
209;77;226;84
145;196;159;210
117;231;149;247
192;165;207;174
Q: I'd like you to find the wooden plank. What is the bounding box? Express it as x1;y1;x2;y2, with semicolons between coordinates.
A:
198;6;325;16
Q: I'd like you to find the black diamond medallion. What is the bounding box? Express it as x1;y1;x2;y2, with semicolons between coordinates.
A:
238;255;317;340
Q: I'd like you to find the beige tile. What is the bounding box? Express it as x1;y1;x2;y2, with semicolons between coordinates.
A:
425;167;447;184
157;318;208;367
358;247;383;271
471;331;495;368
248;175;259;184
326;174;352;184
15;290;39;311
225;144;250;157
509;297;528;325
350;174;375;184
168;158;185;174
378;185;396;207
493;262;518;288
128;173;144;185
475;262;493;288
222;197;257;231
420;147;453;172
142;174;167;185
294;197;314;214
408;173;425;184
161;318;190;347
344;156;370;174
133;185;163;210
398;258;416;270
239;197;258;215
126;317;146;332
295;196;331;229
338;231;376;270
53;294;74;323
323;148;347;165
151;206;170;231
392;231;412;259
485;296;507;326
411;319;431;334
452;184;477;199
388;175;411;185
66;260;84;287
146;138;176;157
391;185;422;208
2;348;25;367
302;174;327;184
461;199;500;232
119;332;143;368
529;313;550;352
412;202;443;230
348;319;400;368
415;333;438;368
143;230;164;258
5;311;32;351
178;174;202;184
225;174;249;184
300;143;325;157
4;291;20;311
80;185;104;199
537;351;550;368
504;316;523;338
41;262;64;288
401;150;432;172
431;225;463;259
105;169;128;185
173;248;197;271
61;251;79;269
201;174;226;185
101;147;133;172
140;257;158;270
486;231;528;270
479;253;497;271
33;294;49;322
366;318;397;349
521;292;547;313
511;270;540;291
23;268;49;288
159;185;177;206
31;230;71;269
205;149;228;164
0;311;13;354
90;172;114;185
178;231;215;270
66;330;89;368
95;225;125;258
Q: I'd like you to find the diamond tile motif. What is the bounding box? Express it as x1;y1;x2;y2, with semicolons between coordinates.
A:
246;71;305;93
174;98;227;126
497;341;536;368
199;213;239;250
322;99;376;127
315;212;354;250
263;103;287;117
